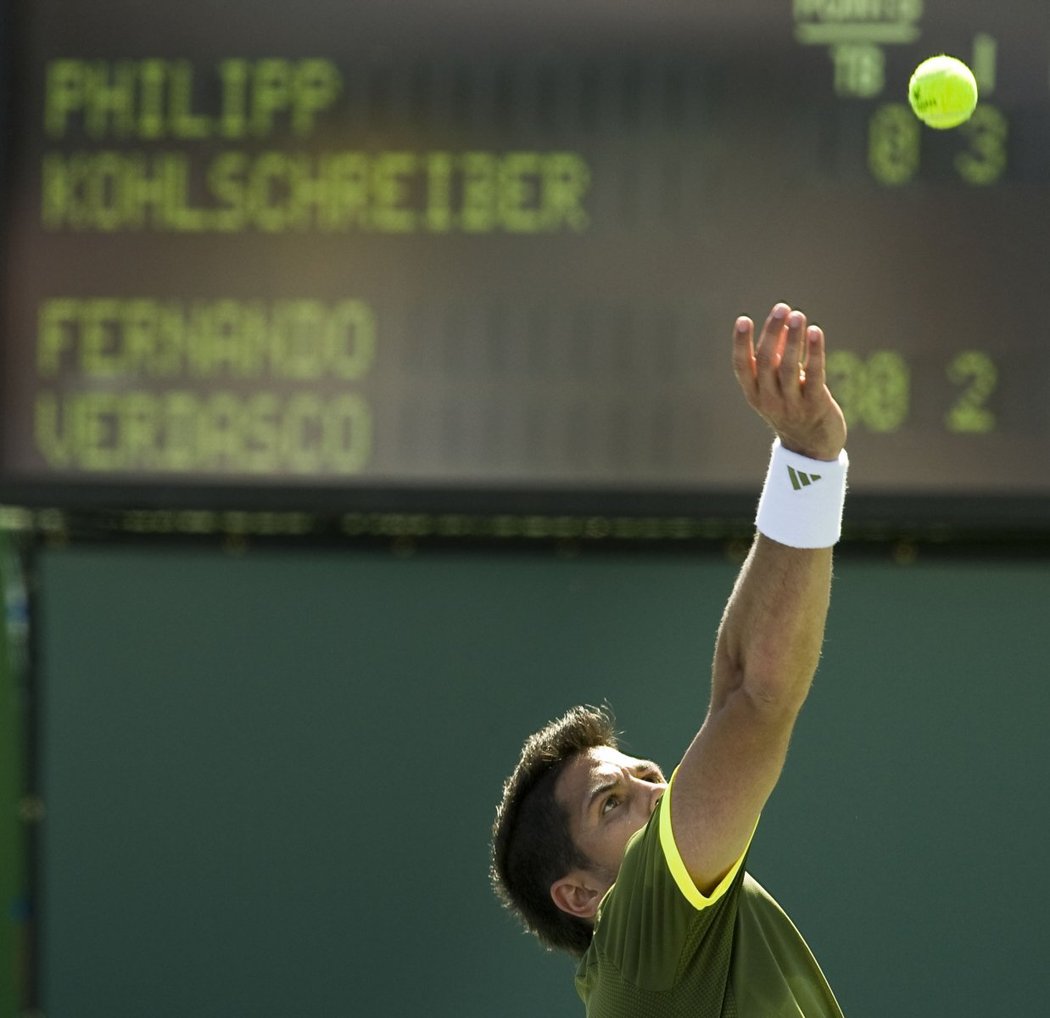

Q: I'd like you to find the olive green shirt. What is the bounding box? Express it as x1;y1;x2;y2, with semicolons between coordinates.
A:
575;776;844;1017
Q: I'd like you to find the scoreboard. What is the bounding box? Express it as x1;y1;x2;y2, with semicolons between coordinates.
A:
2;0;1050;529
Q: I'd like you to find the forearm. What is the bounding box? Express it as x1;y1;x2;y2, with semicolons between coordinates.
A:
713;535;833;715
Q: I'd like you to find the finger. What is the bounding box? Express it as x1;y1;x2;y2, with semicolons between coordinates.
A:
754;303;790;395
802;324;826;395
779;310;806;395
731;315;757;395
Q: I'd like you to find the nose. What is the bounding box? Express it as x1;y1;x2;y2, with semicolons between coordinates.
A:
644;778;668;815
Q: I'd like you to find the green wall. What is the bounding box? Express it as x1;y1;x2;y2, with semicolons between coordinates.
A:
30;543;1050;1016
0;535;23;1018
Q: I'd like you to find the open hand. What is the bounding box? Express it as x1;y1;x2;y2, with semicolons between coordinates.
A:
732;302;847;461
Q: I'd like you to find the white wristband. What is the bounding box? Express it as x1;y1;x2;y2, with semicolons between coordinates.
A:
755;439;849;548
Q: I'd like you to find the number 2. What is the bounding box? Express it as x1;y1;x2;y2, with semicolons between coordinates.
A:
946;351;997;433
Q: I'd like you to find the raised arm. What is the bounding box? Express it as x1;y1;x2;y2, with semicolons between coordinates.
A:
670;302;849;892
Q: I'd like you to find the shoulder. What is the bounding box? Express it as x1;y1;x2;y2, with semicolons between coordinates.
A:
581;788;750;995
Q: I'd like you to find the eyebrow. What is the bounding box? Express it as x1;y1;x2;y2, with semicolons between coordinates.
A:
584;776;620;819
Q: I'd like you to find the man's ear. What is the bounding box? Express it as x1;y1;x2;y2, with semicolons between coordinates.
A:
550;871;603;919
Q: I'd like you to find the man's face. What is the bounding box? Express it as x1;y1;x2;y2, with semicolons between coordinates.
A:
554;745;668;890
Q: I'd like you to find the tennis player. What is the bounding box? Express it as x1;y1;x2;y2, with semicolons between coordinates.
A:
491;302;849;1016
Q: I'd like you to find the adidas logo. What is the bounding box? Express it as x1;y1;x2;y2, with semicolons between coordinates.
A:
787;466;822;491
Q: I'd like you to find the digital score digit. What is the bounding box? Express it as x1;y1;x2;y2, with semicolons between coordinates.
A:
954;106;1009;186
946;351;997;435
868;103;922;186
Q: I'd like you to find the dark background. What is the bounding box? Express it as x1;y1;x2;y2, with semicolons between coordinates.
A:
2;0;1049;514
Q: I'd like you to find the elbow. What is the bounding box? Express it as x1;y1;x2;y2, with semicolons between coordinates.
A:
714;638;817;718
722;632;822;717
738;663;812;720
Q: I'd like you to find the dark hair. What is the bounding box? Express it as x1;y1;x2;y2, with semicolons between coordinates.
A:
490;704;618;957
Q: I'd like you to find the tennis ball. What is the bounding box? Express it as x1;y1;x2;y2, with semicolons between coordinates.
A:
908;55;978;129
